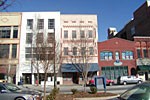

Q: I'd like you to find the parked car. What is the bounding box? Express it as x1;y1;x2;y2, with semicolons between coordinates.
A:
110;81;150;100
117;75;142;85
106;79;114;86
88;78;114;86
0;82;42;100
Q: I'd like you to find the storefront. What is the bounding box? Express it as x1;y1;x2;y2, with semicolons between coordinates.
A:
61;63;100;85
101;66;128;80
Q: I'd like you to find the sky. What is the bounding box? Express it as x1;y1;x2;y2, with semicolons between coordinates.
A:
6;0;146;42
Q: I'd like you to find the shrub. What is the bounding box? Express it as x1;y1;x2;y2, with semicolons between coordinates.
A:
71;88;78;94
90;86;97;94
47;87;59;100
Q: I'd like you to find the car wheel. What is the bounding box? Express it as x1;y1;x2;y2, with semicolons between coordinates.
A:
15;97;25;100
109;82;113;86
138;81;142;84
123;81;127;85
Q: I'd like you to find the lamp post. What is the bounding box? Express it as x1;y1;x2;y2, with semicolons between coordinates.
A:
53;28;56;88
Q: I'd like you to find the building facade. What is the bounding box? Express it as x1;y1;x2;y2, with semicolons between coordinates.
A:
110;1;150;40
0;12;22;83
60;15;99;85
134;36;150;81
98;38;136;81
18;12;61;85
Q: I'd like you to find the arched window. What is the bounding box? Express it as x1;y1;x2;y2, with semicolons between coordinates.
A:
100;51;113;60
122;51;133;60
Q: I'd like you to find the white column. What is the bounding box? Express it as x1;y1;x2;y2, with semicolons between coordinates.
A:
32;74;35;85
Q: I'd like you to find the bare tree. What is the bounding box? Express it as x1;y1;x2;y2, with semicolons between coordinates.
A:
64;30;97;92
0;0;16;11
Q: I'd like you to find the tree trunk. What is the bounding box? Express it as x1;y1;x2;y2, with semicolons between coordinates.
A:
43;73;48;100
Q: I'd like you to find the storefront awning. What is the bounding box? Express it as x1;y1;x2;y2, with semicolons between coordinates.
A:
61;63;100;72
137;65;150;71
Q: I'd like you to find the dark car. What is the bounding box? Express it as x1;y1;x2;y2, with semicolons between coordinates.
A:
0;82;42;100
110;81;150;100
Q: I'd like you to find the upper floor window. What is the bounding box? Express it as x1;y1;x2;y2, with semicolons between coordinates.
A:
26;33;33;44
131;26;135;35
73;47;77;55
27;19;33;29
89;47;94;55
47;33;54;43
122;51;133;60
37;19;44;29
100;51;113;60
88;30;93;38
48;19;55;29
13;26;18;38
64;30;68;38
143;49;148;58
0;44;9;58
0;26;11;38
81;47;86;55
25;47;32;59
72;30;76;39
36;33;43;43
80;30;85;38
137;49;141;58
12;44;17;58
64;47;68;55
115;51;120;60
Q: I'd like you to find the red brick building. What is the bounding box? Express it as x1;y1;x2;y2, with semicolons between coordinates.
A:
134;36;150;81
98;38;136;80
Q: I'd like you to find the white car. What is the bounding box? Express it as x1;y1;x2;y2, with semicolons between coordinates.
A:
117;75;142;85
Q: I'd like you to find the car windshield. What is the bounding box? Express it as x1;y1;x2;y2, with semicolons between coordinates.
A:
120;84;150;100
4;83;21;92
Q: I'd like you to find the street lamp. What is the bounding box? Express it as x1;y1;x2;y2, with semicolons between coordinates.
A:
53;28;56;88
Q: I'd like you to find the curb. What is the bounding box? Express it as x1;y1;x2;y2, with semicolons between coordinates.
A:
73;95;119;100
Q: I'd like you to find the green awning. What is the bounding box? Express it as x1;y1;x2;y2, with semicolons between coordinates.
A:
137;65;150;71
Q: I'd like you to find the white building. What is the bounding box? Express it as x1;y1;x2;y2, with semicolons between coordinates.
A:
17;12;61;85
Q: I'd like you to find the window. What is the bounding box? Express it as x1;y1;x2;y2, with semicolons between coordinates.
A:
115;52;120;60
47;33;54;43
143;49;148;58
37;19;44;29
25;47;32;59
0;26;11;38
26;33;33;44
137;49;141;58
72;30;76;38
64;30;68;38
13;26;18;38
88;30;93;38
80;30;85;38
131;26;135;35
89;47;94;55
48;19;55;29
73;47;77;55
100;51;113;60
122;51;133;60
81;47;86;55
12;44;17;58
36;33;43;43
64;47;68;55
0;44;9;58
27;19;33;29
